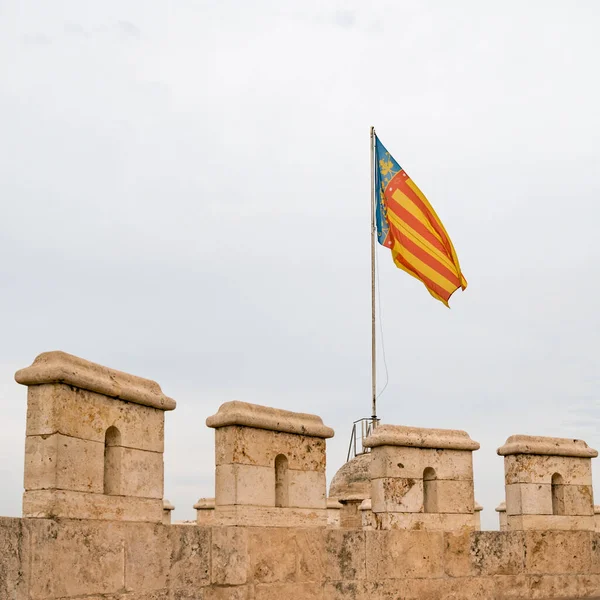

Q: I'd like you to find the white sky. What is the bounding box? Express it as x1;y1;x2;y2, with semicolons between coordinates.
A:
1;1;599;530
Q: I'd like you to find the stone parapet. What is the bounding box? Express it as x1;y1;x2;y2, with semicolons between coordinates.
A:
498;434;597;531
364;424;479;531
16;351;174;523
194;497;216;526
6;519;598;600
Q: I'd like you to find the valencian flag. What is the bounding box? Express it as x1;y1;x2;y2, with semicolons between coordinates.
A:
374;135;467;306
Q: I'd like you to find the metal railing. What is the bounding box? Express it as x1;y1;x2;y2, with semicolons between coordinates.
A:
346;417;380;462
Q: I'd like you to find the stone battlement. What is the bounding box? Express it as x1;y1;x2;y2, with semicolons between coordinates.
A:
1;350;600;600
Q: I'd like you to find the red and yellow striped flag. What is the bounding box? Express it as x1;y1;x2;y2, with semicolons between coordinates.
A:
374;135;467;306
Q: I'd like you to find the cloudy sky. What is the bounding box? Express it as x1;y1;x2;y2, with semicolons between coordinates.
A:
1;1;599;530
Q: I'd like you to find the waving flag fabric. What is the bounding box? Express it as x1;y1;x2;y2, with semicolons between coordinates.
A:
374;135;467;306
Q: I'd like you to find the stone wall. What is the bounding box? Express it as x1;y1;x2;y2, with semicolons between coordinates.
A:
4;350;600;599
2;516;600;600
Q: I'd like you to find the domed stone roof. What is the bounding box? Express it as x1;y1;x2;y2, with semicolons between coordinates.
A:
329;453;371;501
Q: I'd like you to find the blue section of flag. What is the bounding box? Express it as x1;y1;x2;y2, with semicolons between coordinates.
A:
374;135;402;246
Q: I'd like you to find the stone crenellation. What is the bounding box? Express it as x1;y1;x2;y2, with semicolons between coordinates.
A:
2;350;600;600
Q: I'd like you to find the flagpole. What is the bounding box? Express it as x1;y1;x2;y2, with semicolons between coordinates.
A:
370;126;377;425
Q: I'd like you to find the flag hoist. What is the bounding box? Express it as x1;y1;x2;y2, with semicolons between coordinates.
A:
368;126;467;429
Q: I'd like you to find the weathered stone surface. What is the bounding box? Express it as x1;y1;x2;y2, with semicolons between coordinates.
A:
195;498;216;526
527;573;600;599
326;498;342;528
0;518;27;600
524;530;592;574
248;528;297;583
325;530;366;581
23;489;163;522
563;484;595;516
364;424;480;450
338;499;363;529
443;530;525;577
427;479;475;514
371;477;423;513
365;530;445;578
207;402;333;438
26;518;125;599
370;445;475;481
591;532;600;574
214;426;326;472
253;582;323;600
296;528;327;582
504;454;593;486
329;453;370;500
16;351;176;410
205;586;252;600
211;527;249;586
24;433;104;493
498;434;597;458
168;525;211;591
375;511;476;532
124;523;169;591
26;384;166;452
215;464;275;506
213;505;327;528
506;483;552;516
119;448;164;499
288;469;326;509
507;514;595;531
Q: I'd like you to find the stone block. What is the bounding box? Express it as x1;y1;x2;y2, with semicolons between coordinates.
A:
527;573;600;599
215;464;275;507
325;530;366;581
371;477;423;513
505;483;552;516
288;469;326;509
248;528;297;583
124;522;169;591
592;532;600;574
168;525;211;591
211;527;249;586
443;530;525;577
507;514;595;531
213;505;327;528
119;448;164;499
24;433;104;493
427;479;475;514
504;453;593;486
215;426;326;472
562;484;594;515
25;383;166;452
376;512;476;532
365;530;445;579
0;518;27;600
296;528;327;582
23;489;163;522
26;518;125;599
524;530;592;574
370;445;474;481
205;586;252;600
253;583;323;600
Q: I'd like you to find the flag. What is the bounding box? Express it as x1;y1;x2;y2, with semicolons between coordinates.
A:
374;134;467;306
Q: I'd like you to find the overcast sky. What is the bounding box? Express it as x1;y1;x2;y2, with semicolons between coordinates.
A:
1;1;599;530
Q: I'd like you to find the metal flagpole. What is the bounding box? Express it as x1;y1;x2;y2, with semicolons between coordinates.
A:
370;126;377;425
